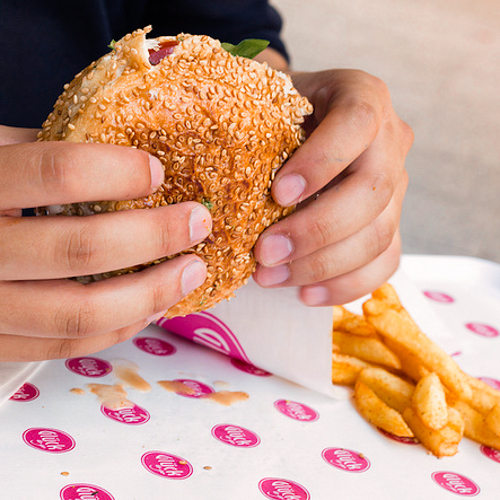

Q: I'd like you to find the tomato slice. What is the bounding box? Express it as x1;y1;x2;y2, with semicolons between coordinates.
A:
149;41;178;65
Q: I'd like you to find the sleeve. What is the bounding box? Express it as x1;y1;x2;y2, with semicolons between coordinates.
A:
139;0;289;62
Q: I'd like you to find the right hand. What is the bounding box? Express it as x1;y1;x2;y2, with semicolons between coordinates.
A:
0;126;212;362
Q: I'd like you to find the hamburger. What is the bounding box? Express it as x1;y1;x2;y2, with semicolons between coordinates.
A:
37;26;313;318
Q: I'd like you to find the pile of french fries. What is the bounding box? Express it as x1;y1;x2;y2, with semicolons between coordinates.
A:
332;283;500;457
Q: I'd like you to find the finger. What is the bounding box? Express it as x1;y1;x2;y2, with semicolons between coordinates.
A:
0;141;164;210
0;254;207;338
0;202;212;280
255;167;397;268
253;179;406;290
272;74;385;207
299;232;402;306
0;322;145;362
0;125;39;146
255;119;409;268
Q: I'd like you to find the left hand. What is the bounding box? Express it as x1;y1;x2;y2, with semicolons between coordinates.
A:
253;69;413;305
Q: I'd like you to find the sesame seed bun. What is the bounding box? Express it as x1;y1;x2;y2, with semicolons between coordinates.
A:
37;26;313;318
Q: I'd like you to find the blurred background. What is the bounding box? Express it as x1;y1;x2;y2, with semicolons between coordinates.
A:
272;0;500;264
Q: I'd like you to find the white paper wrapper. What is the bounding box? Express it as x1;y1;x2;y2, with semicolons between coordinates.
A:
0;361;43;407
0;255;499;500
156;265;452;399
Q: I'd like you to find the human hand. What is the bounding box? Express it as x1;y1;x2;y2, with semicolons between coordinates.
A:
0;126;211;361
253;69;413;305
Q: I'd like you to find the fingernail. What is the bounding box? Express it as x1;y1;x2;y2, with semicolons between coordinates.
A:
149;155;164;190
274;174;306;206
256;264;290;287
189;206;212;243
181;260;207;295
147;310;169;324
301;285;330;306
260;235;293;266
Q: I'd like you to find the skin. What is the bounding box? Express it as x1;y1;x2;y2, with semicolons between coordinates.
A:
0;48;412;361
0;127;212;361
253;49;413;306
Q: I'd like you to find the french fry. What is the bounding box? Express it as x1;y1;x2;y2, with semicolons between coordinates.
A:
382;337;430;382
331;352;373;386
333;283;500;457
357;367;414;414
412;373;448;431
467;376;500;414
485;402;500;438
363;299;472;401
371;283;403;310
333;306;377;336
332;330;401;370
354;381;413;438
402;406;463;457
451;400;500;450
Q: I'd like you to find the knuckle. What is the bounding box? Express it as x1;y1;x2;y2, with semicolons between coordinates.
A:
399;119;415;150
148;280;173;315
154;219;174;256
310;214;334;249
346;94;380;136
39;144;76;196
61;224;105;274
47;339;74;360
56;299;96;339
305;252;334;284
370;172;394;209
372;216;398;256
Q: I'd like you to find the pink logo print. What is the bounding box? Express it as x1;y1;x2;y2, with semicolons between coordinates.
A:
101;403;150;425
141;451;193;480
258;478;310;500
465;322;499;338
23;428;76;453
173;379;215;398
478;377;500;391
231;358;272;377
65;357;112;377
423;290;455;303
211;424;261;448
10;382;40;402
480;445;500;463
157;312;251;363
274;399;319;422
133;337;176;356
432;472;480;496
60;483;115;500
322;448;371;473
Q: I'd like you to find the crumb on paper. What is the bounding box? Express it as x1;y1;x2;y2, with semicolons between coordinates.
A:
70;388;85;395
203;466;212;471
60;471;70;476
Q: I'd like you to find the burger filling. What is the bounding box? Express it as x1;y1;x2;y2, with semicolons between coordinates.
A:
148;41;178;65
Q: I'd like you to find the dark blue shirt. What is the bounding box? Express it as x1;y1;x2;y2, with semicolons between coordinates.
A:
0;0;287;127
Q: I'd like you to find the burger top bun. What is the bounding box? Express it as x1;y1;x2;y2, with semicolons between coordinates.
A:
38;26;313;318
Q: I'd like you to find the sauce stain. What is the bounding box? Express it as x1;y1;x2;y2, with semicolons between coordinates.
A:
205;390;249;406
112;360;152;393
87;383;134;410
157;380;196;396
157;380;248;406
